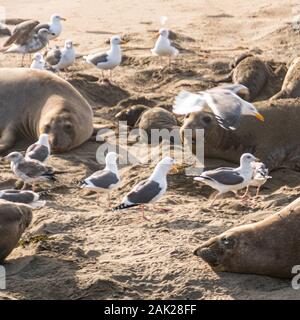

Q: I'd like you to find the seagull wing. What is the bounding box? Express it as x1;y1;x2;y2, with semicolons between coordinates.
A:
3;20;39;47
203;89;242;130
46;47;62;65
201;170;244;185
17;160;48;178
173;90;206;115
125;179;162;204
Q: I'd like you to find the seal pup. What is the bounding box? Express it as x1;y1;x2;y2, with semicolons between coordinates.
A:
194;153;257;206
0;200;32;263
113;157;175;221
84;35;125;80
0;190;45;209
81;152;120;207
217;54;270;101
271;57;300;100
0;68;93;155
194;197;300;279
151;28;179;66
115;105;150;128
4;152;56;190
180;99;300;170
25;133;51;163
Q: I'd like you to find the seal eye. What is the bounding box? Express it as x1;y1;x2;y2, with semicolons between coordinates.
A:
221;237;234;248
64;123;73;131
203;116;212;124
43;124;51;133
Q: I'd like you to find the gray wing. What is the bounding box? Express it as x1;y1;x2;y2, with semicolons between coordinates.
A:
17;161;47;178
89;53;108;65
3;20;39;47
0;190;36;204
25;144;49;162
205;90;242;130
204;170;244;185
45;47;62;65
127;179;162;204
34;23;50;33
86;171;119;189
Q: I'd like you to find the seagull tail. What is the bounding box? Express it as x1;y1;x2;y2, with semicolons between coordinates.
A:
194;176;213;183
172;90;205;115
30;200;46;210
42;172;56;182
112;203;139;211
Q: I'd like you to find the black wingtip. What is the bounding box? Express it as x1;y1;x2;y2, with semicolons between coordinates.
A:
112;203;139;212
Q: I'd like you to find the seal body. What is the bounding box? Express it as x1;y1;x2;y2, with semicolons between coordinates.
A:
271;57;300;100
180;99;300;170
115;105;150;127
232;55;269;101
194;197;300;279
0;68;94;154
0;201;32;263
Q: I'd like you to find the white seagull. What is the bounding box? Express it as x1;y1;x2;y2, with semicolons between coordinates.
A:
0;189;46;209
25;134;51;163
194;153;258;206
173;85;265;130
45;39;76;72
4;152;56;190
84;35;125;80
113;157;175;221
34;14;66;40
81;152;120;207
151;28;179;65
30;52;45;70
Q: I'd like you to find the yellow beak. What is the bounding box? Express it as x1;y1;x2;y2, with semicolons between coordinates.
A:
255;113;265;122
60;17;67;21
170;164;179;174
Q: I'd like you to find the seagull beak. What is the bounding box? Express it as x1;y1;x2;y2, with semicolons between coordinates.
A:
255;113;265;122
170;164;179;174
60;17;67;21
120;39;128;45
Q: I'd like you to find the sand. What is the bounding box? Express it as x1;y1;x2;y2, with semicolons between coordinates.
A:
0;0;300;300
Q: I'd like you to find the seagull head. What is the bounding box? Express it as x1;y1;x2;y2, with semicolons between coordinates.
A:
105;152;119;172
33;52;43;62
51;14;67;22
158;28;169;38
38;28;55;38
242;102;264;122
38;133;50;146
110;35;125;46
65;39;73;49
3;152;23;164
155;157;176;174
240;153;259;167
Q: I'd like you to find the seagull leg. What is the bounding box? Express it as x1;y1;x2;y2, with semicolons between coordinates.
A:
152;205;171;213
240;186;250;199
255;186;261;197
210;193;220;207
21;55;25;67
107;193;111;208
141;204;151;221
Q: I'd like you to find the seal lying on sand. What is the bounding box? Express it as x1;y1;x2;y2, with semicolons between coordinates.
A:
0;68;93;154
180;99;300;170
218;54;270;101
194;197;300;279
115;105;150;127
271;57;300;100
0;201;32;263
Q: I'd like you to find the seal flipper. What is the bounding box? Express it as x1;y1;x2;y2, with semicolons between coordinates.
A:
0;124;17;155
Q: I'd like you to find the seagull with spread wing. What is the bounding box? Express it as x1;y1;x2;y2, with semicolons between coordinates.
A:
173;84;264;130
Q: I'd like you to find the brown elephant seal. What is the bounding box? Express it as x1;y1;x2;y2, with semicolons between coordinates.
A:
0;68;93;154
0;200;32;263
115;105;150;127
194;197;300;279
180;99;300;170
271;57;300;100
218;55;270;101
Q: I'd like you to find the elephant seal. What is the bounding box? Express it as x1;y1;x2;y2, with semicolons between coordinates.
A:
218;54;270;101
271;57;300;100
0;68;93;154
180;99;300;170
115;105;150;127
194;197;300;279
0;200;32;263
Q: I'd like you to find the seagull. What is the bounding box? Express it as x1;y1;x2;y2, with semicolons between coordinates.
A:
0;189;46;209
30;52;45;70
25;134;51;163
4;152;56;190
34;14;66;41
45;39;76;72
81;152;120;207
2;19;54;66
84;35;125;81
151;28;179;65
173;85;265;130
242;162;272;197
194;153;258;206
113;157;175;221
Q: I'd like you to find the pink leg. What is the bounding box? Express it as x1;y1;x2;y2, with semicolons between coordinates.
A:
141;204;151;221
210;193;220;207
